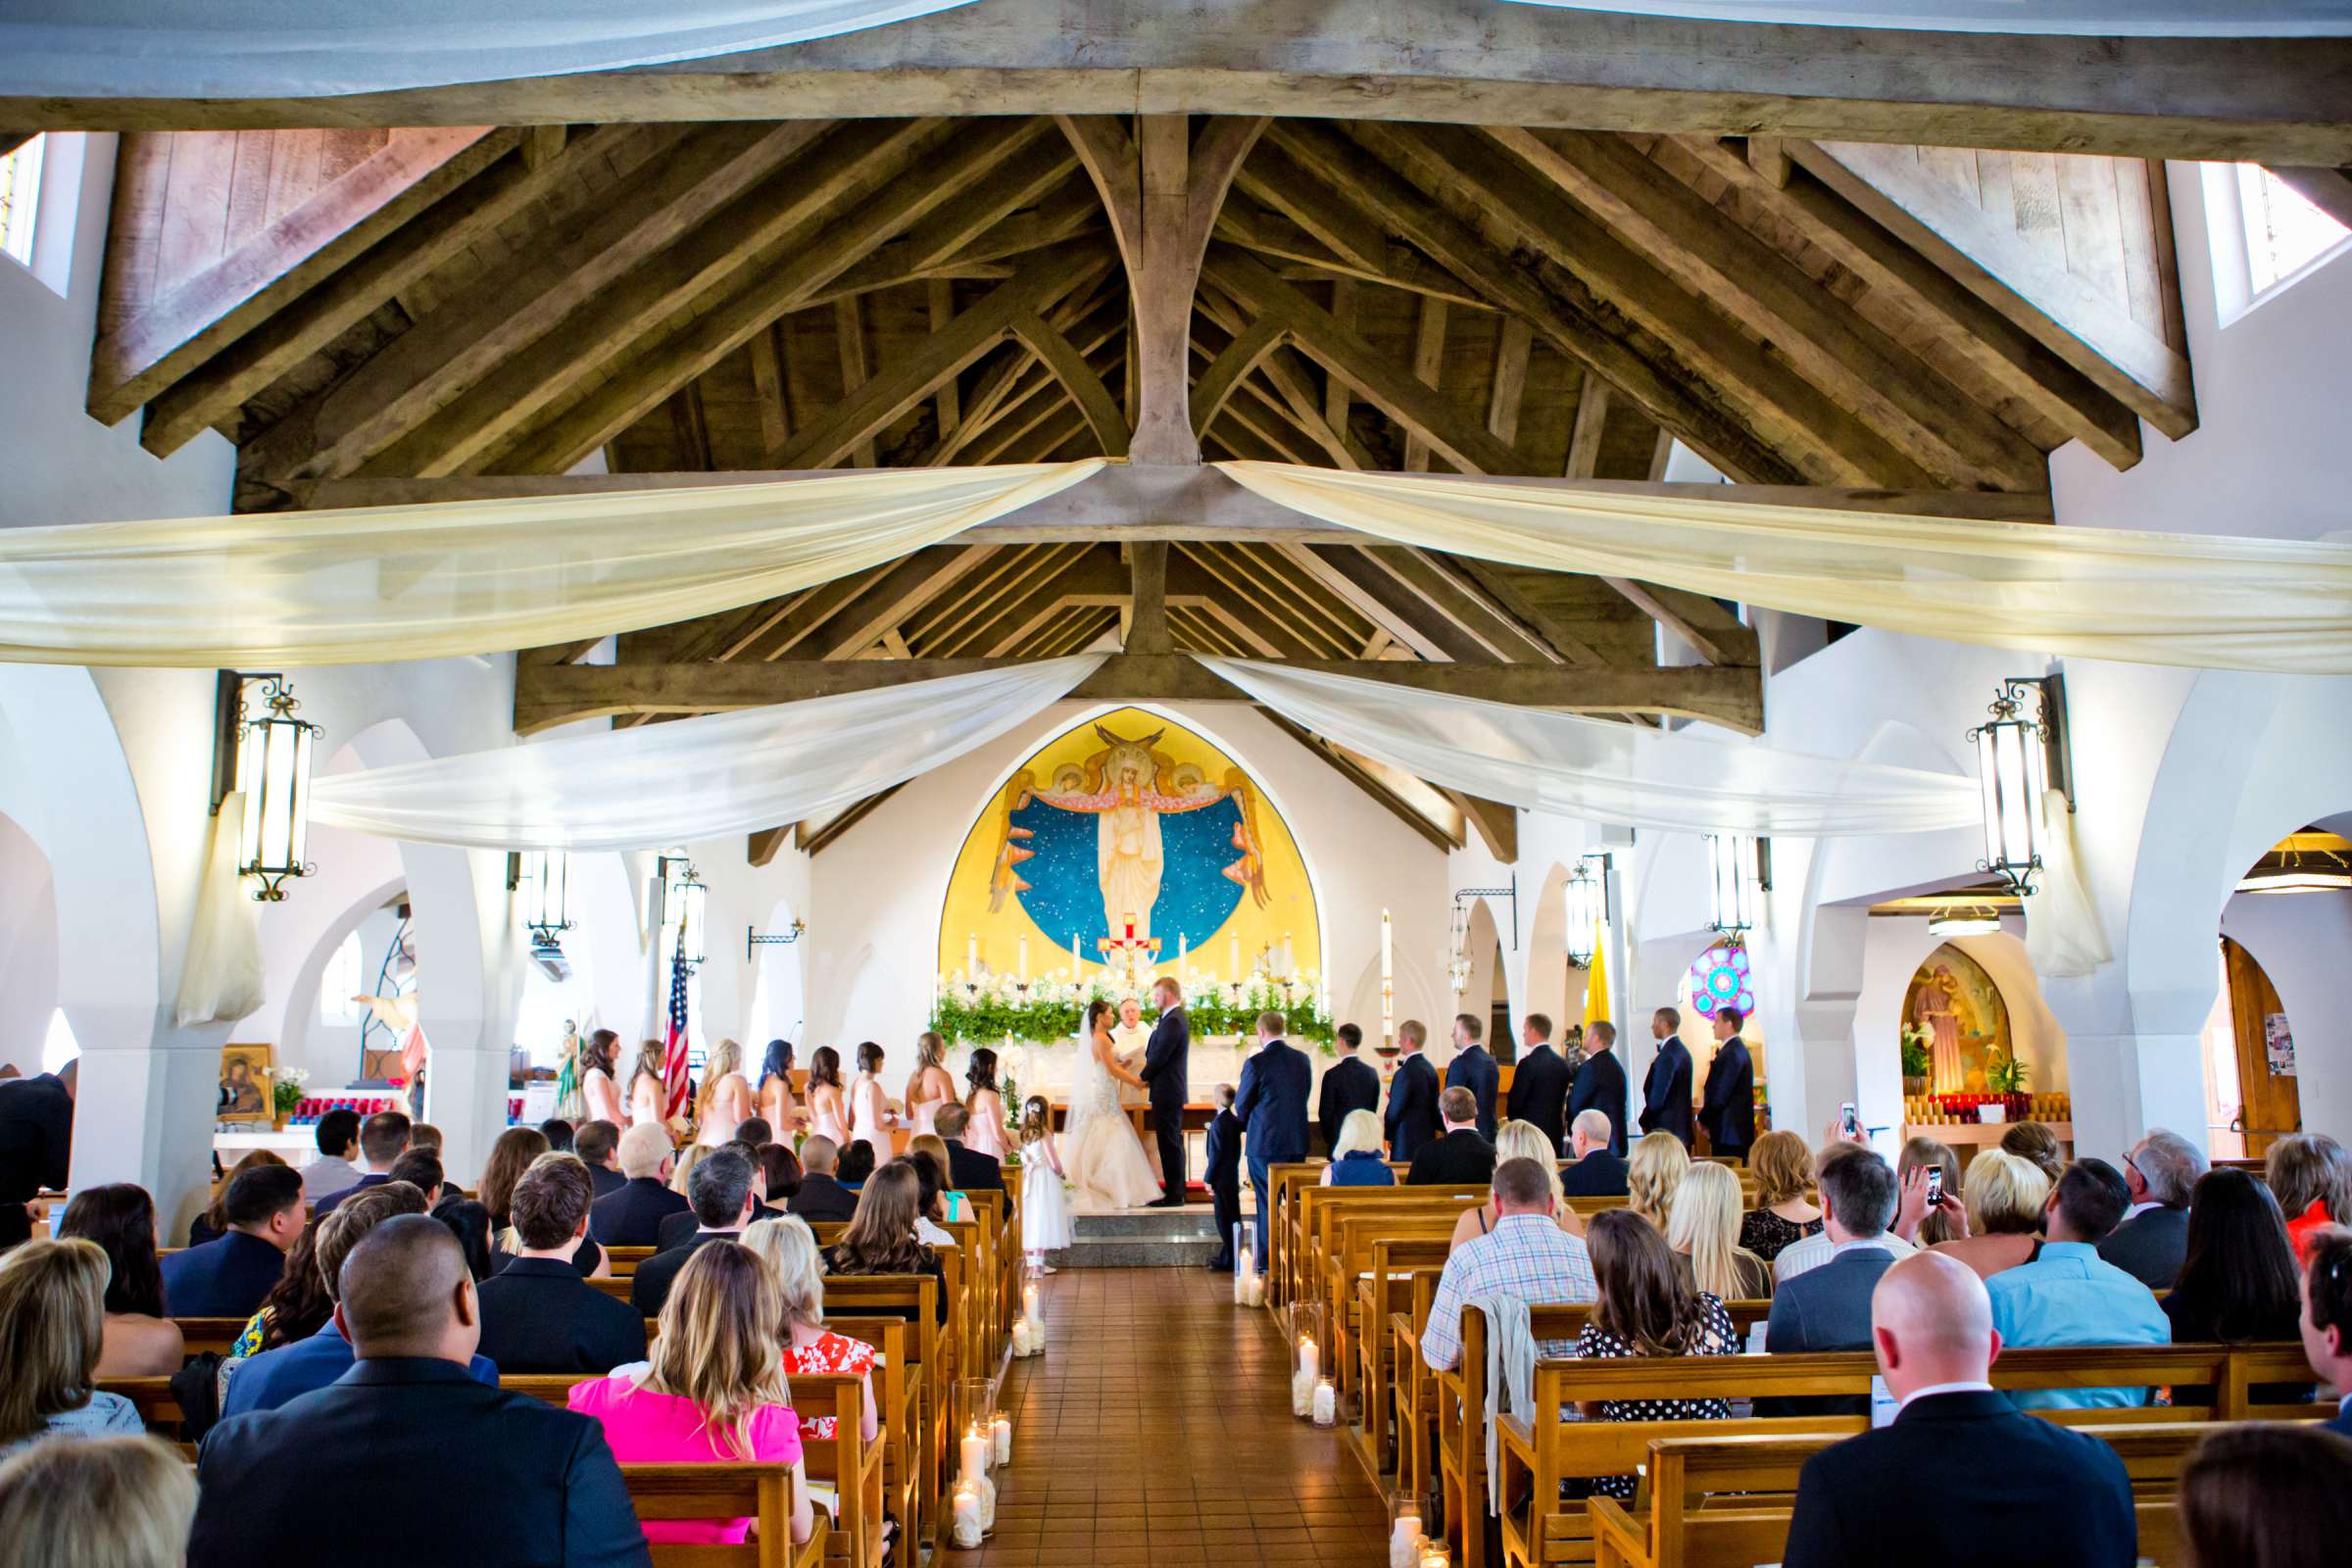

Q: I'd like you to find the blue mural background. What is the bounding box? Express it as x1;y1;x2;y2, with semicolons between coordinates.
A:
1009;795;1248;965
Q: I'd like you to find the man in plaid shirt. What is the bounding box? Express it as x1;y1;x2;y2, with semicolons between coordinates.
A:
1421;1157;1598;1371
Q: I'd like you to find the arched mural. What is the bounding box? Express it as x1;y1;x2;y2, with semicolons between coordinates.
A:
1902;943;2013;1095
936;708;1322;999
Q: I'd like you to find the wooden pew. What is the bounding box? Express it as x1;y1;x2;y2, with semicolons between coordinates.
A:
605;1245;653;1277
1392;1269;1446;1512
1321;1215;1458;1404
1292;1184;1487;1328
620;1463;827;1568
1587;1421;2230;1568
819;1276;944;1566
1265;1160;1324;1307
1353;1242;1447;1478
176;1316;250;1358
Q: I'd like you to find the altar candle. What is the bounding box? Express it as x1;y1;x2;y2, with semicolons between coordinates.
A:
953;1480;983;1549
960;1424;990;1486
967;933;978;975
1312;1376;1337;1426
991;1413;1012;1465
1178;931;1188;971
1071;930;1081;979
1017;937;1028;980
1229;932;1242;984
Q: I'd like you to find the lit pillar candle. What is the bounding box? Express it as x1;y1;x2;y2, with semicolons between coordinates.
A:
1381;908;1396;1050
967;932;978;975
1017;937;1028;980
1391;1512;1423;1568
1298;1335;1320;1385
1418;1544;1452;1568
1229;932;1242;986
991;1413;1012;1464
960;1423;990;1487
953;1480;983;1549
1023;1279;1041;1323
1312;1377;1337;1426
1071;930;1081;982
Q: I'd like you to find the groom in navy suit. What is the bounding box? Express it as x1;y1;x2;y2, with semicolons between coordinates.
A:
1232;1009;1311;1271
1140;975;1191;1207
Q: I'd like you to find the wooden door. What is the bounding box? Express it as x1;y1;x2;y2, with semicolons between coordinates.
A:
2224;936;2301;1155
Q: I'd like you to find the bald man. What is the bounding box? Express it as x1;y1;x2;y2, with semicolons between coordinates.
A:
1780;1252;2135;1568
189;1216;650;1568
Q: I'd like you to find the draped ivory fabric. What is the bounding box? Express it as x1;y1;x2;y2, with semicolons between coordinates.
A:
2025;788;2113;979
174;790;268;1028
0;1;977;98
308;656;1102;851
0;462;1100;667
1217;463;2352;675
1197;657;1982;836
1499;2;2352;35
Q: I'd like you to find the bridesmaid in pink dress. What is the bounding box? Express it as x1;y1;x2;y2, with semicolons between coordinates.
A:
903;1031;956;1138
848;1041;898;1157
961;1047;1008;1160
805;1046;851;1149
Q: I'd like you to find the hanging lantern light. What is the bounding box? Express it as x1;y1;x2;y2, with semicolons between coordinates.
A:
214;673;320;902
1968;679;2057;896
514;850;572;944
1706;834;1767;936
659;856;709;967
1446;897;1471;995
1563;858;1605;968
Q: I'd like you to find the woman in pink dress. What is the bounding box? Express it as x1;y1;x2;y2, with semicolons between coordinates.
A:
695;1038;754;1148
757;1040;802;1136
960;1047;1007;1161
806;1047;851;1149
568;1241;813;1548
902;1031;956;1139
579;1029;624;1129
848;1041;899;1158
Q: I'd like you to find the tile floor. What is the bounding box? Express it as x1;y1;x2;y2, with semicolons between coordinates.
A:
960;1267;1393;1566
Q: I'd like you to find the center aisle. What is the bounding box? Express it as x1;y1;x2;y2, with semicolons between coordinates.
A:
968;1267;1393;1567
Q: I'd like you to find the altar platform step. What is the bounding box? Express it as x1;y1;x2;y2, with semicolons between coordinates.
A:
1048;1206;1223;1268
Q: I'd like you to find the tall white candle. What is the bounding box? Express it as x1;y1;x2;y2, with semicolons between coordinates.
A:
1017;937;1028;980
1071;930;1081;983
953;1481;983;1548
960;1424;990;1486
1391;1514;1423;1568
1179;931;1188;972
1381;908;1396;1050
967;932;979;975
1229;932;1242;986
1312;1377;1337;1426
1298;1335;1320;1385
992;1413;1012;1465
1023;1280;1041;1323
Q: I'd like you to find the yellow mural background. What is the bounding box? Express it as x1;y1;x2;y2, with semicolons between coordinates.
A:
936;708;1323;987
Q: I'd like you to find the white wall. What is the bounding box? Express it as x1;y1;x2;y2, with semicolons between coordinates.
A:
0;813;59;1069
2224;888;2352;1145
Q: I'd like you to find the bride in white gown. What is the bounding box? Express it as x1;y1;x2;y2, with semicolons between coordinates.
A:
1062;999;1163;1209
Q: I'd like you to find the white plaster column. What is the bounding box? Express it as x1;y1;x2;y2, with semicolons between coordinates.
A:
67;1005;224;1237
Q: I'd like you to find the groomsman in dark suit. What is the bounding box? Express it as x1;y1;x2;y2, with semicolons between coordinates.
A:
1698;1005;1755;1162
1444;1014;1499;1141
1507;1012;1573;1153
1641;1007;1695;1147
1566;1020;1629;1157
1315;1024;1381;1155
1232;1011;1312;1271
1139;975;1191;1207
1383;1019;1442;1162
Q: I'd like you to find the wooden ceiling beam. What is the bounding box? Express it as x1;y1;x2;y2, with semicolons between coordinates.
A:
1214;196;1500;313
1261;711;1463;853
514;653;1765;734
802;545;1004;661
1175;542;1364;660
1192;285;1368;467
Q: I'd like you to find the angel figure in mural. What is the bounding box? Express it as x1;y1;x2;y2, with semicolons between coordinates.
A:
985;724;1270;941
1911;964;1967;1094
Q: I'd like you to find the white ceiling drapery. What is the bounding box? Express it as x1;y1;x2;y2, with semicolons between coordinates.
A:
1216;462;2352;675
0;462;1100;667
0;1;978;99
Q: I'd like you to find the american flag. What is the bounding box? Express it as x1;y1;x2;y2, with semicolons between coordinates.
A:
662;924;693;1121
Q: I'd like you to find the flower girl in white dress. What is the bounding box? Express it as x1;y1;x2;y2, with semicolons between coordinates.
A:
1019;1096;1072;1273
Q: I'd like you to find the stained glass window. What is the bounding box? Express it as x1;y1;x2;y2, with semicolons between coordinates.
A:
1685;942;1754;1020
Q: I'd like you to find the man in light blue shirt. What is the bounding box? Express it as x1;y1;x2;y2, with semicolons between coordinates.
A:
1985;1158;2169;1409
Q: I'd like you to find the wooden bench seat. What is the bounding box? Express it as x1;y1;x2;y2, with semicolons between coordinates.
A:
621;1463;827;1568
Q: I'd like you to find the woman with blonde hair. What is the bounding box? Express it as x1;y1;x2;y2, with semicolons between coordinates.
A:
1321;1108;1396;1188
0;1238;143;1454
1627;1130;1690;1233
669;1143;710;1200
903;1031;956;1139
1931;1149;2049;1280
1449;1121;1583;1250
2268;1132;2352;1264
0;1433;197;1568
742;1215;881;1446
1666;1160;1774;1300
695;1038;752;1147
568;1241;813;1548
1738;1130;1822;1261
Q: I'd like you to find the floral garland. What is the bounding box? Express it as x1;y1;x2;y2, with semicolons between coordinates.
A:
931;969;1335;1049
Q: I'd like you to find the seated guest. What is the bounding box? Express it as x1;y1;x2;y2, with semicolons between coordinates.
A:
1781;1252;2135;1568
1627;1128;1690;1233
230;1216;333;1358
568;1242;812;1551
0;1238;144;1453
1774;1145;1918;1286
1668;1160;1773;1301
1896;1135;1963;1246
2180;1424;2352;1568
477;1125;550;1250
905;1141;959;1245
1737;1129;1821;1260
574;1119;627;1199
189;1149;290;1245
2269;1132;2352;1264
734;1116;772;1149
1985;1159;2170;1408
0;1059;74;1252
2101;1126;2205;1288
1420;1156;1596;1372
2301;1226;2352;1439
302;1108;367;1204
539;1117;575;1153
1319;1108;1396;1187
223;1184;495;1416
1559;1109;1630;1199
824;1160;949;1326
2162;1168;2305;1406
742;1216;881;1447
313;1109;412;1214
655;1149;780;1252
787;1136;859;1223
0;1432;198;1568
58;1183;182;1376
1451;1121;1582;1250
1405;1087;1495;1186
590;1122;690;1247
834;1139;877;1190
191;1216;647;1568
934;1102;1004;1193
477;1157;646;1374
386;1149;444;1205
1931;1150;2049;1281
1570;1208;1738;1500
756;1141;803;1203
161;1163;303;1319
1766;1145;1900;1413
631;1146;759;1316
2000;1120;2066;1186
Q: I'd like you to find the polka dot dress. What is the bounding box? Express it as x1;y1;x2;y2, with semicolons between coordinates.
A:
1572;1294;1739;1500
